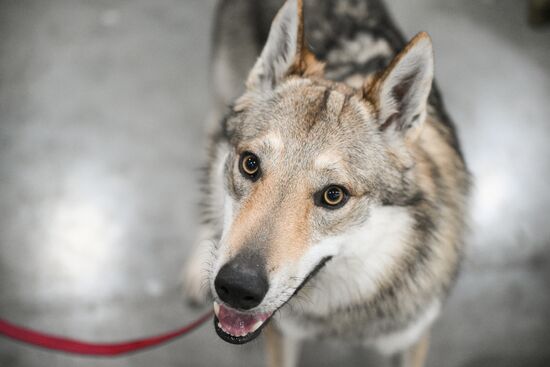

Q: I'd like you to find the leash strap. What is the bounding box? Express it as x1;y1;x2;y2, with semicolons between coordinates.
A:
0;311;213;356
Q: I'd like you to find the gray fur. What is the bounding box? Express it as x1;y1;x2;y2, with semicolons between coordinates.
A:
185;1;470;366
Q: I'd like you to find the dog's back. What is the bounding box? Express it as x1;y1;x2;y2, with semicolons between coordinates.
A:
212;0;403;107
211;0;462;159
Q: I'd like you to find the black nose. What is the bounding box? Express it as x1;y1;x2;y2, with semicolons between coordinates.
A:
214;252;269;310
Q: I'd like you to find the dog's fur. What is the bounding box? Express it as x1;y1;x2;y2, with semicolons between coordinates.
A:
183;1;470;366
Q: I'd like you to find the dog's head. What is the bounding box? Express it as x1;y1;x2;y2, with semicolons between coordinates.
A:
211;0;434;343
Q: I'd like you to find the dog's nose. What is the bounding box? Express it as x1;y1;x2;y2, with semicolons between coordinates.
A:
214;253;269;310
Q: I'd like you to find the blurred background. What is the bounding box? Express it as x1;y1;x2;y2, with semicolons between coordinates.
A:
0;0;549;366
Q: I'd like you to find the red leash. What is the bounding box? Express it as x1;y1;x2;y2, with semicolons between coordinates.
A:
0;311;213;356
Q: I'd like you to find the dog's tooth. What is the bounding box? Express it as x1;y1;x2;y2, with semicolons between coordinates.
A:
213;301;220;316
250;320;263;332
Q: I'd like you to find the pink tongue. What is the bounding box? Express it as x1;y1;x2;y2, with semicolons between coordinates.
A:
217;305;271;336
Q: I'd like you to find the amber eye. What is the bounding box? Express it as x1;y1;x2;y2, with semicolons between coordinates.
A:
315;185;349;209
239;152;261;181
324;186;344;205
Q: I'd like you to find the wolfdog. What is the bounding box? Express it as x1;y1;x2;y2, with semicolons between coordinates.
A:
183;0;470;366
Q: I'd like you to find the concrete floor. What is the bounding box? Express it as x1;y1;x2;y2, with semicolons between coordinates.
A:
0;0;549;366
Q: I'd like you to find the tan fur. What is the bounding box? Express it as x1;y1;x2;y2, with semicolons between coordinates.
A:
265;325;284;367
365;32;431;109
396;333;430;367
226;176;277;256
265;324;300;367
288;0;325;78
410;334;430;367
268;190;313;269
189;1;470;366
226;170;314;270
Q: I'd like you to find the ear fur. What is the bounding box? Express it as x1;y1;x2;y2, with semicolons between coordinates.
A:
245;0;323;91
368;32;434;134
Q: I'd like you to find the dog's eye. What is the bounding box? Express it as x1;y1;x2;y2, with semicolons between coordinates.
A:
315;185;349;209
239;152;261;181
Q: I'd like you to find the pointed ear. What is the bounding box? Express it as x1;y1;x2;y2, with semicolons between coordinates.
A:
245;0;323;91
371;32;434;134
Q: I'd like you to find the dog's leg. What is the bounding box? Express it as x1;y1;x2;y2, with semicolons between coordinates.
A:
390;333;430;367
264;324;301;367
181;228;216;306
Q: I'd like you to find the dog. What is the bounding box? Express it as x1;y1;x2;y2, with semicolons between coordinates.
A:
183;0;470;366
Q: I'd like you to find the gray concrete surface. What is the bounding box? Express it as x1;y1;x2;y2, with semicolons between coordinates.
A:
0;0;549;366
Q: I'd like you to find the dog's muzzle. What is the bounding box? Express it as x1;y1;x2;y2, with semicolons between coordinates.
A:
212;256;332;344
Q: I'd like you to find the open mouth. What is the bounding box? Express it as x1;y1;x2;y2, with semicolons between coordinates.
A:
213;256;332;344
213;302;273;344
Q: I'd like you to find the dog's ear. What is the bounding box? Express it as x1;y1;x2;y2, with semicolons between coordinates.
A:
246;0;323;92
368;32;434;135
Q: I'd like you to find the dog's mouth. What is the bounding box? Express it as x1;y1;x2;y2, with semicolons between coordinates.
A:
213;256;332;344
213;302;273;344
